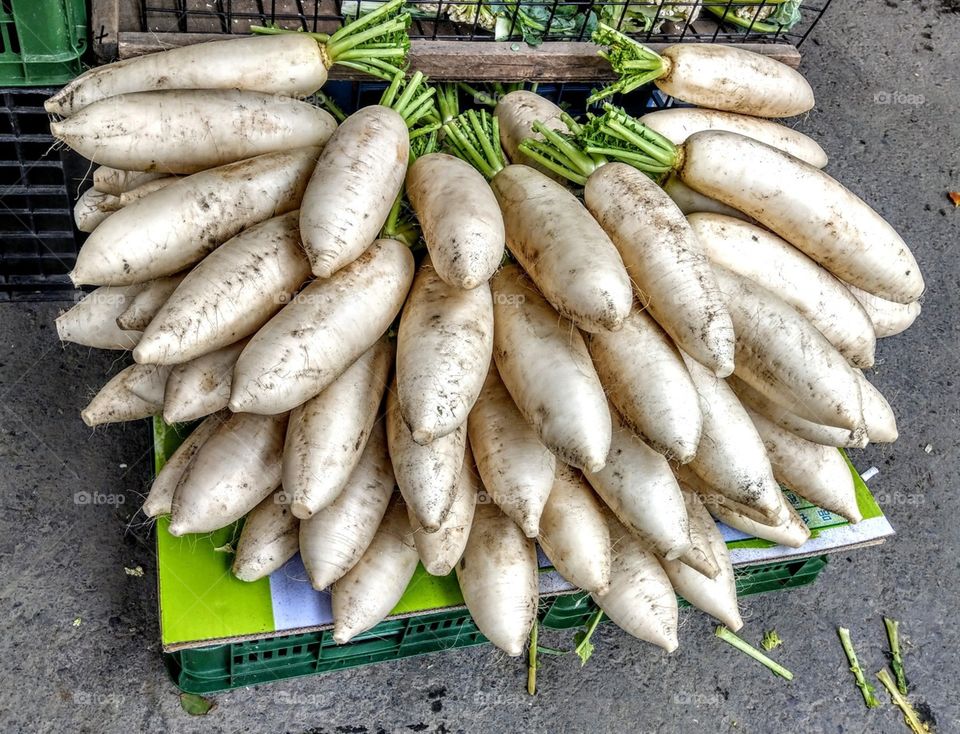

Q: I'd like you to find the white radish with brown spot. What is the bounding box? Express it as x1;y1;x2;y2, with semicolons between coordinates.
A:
679;131;924;303
51;90;337;174
584;407;691;560
397;258;493;444
300;106;408;278
80;365;162;426
56;285;143;349
539;463;611;594
495;90;569;180
168;412;287;536
231;238;413;414
162;339;248;424
585;162;735;376
491;165;633;333
299;422;395;591
467;365;555;538
71;148;318;286
491;265;611;473
116;273;187;332
387;385;467;533
690;212;877;368
588;308;702;463
406;154;504;289
283;338;393;519
332;495;419;644
134;211;310;366
456;502;538;656
232;489;300;582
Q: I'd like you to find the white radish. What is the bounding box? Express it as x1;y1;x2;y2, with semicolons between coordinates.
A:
846;284;921;338
491;164;633;333
690;212;877;368
495;90;568;177
640;107;827;167
332;495;419;644
117;176;180;207
168;412;287;536
592;511;678;652
854;370;898;443
397;258;493;444
74;187;114;232
679;131;924;303
587;308;702;463
662;175;752;221
728;374;867;449
539;464;611;594
283;338;393;519
299;106;408;278
45;35;329;117
683;353;786;523
747;408;862;523
115;273;187;332
124;364;172;403
56;285;142;349
456;502;538;656
467;365;555;538
584;408;691;560
232;490;300;582
142;413;225;517
162;340;248;424
52;90;337;174
661;496;742;630
387;386;467;533
409;447;478;576
707;492;811;548
585;162;734;376
491;265;611;473
714;266;866;433
81;365;162;426
678;491;720;579
93;167;164;196
71;148;318;286
231;238;414;414
299;422;395;591
134;211;310;365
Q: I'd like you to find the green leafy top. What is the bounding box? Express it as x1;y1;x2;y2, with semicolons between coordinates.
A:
589;22;666;103
442;109;508;180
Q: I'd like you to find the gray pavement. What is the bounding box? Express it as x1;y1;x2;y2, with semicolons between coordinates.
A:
1;0;958;731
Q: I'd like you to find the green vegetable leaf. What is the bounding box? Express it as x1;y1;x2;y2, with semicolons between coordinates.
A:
761;630;783;651
572;630;595;666
179;693;216;716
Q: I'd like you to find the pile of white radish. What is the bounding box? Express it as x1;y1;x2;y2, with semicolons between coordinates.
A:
52;20;922;668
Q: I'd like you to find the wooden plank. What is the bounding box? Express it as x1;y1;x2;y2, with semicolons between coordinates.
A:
117;34;801;78
91;0;120;62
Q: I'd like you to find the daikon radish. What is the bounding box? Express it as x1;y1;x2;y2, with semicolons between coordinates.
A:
232;489;300;582
846;284;921;338
162;340;248;424
81;365;162;426
495;90;568;177
56;285;143;349
115;273;187;332
854;370;899;443
707;492;811;548
92;167;163;196
678;491;720;579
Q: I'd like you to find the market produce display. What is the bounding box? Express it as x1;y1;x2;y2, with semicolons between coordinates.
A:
51;9;924;661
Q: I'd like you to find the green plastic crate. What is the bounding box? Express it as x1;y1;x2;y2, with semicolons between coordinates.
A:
0;0;87;86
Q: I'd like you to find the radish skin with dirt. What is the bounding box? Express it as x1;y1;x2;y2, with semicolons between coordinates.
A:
409;447;478;576
592;511;679;652
854;370;899;443
588;308;702;463
467;365;556;538
72;148;318;286
495;90;569;179
51;90;338;174
406;154;504;289
397;258;493;444
117;177;179;208
707;492;811;548
134;212;310;365
80;367;161;426
162;340;248;424
846;284;921;337
689;212;877;368
73;187;114;232
332;495;420;644
56;285;143;349
124;364;172;404
92;167;163;196
456;502;538;656
490;265;611;473
116;273;186;332
584;407;691;560
677;491;720;579
283;338;393;519
142;413;224;517
231;238;414;414
387;387;467;533
299;422;395;591
232;489;300;582
538;464;612;594
168;412;287;536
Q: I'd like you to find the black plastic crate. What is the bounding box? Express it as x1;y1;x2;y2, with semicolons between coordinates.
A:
0;87;90;301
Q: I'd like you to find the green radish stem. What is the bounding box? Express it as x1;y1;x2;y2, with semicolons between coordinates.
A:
838;627;882;708
716;626;794;680
589;23;666;103
251;0;411;80
443;109;507;180
527;622;539;695
883;616;909;695
573;609;603;666
876;669;930;734
315;91;348;122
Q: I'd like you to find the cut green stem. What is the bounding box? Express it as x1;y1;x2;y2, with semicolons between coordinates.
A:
527;622;539;695
573;609;603;666
877;669;930;734
443;109;507;181
716;626;794;680
249;25;329;42
838;627;882;708
314;91;347;122
884;617;909;695
590;22;665;103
